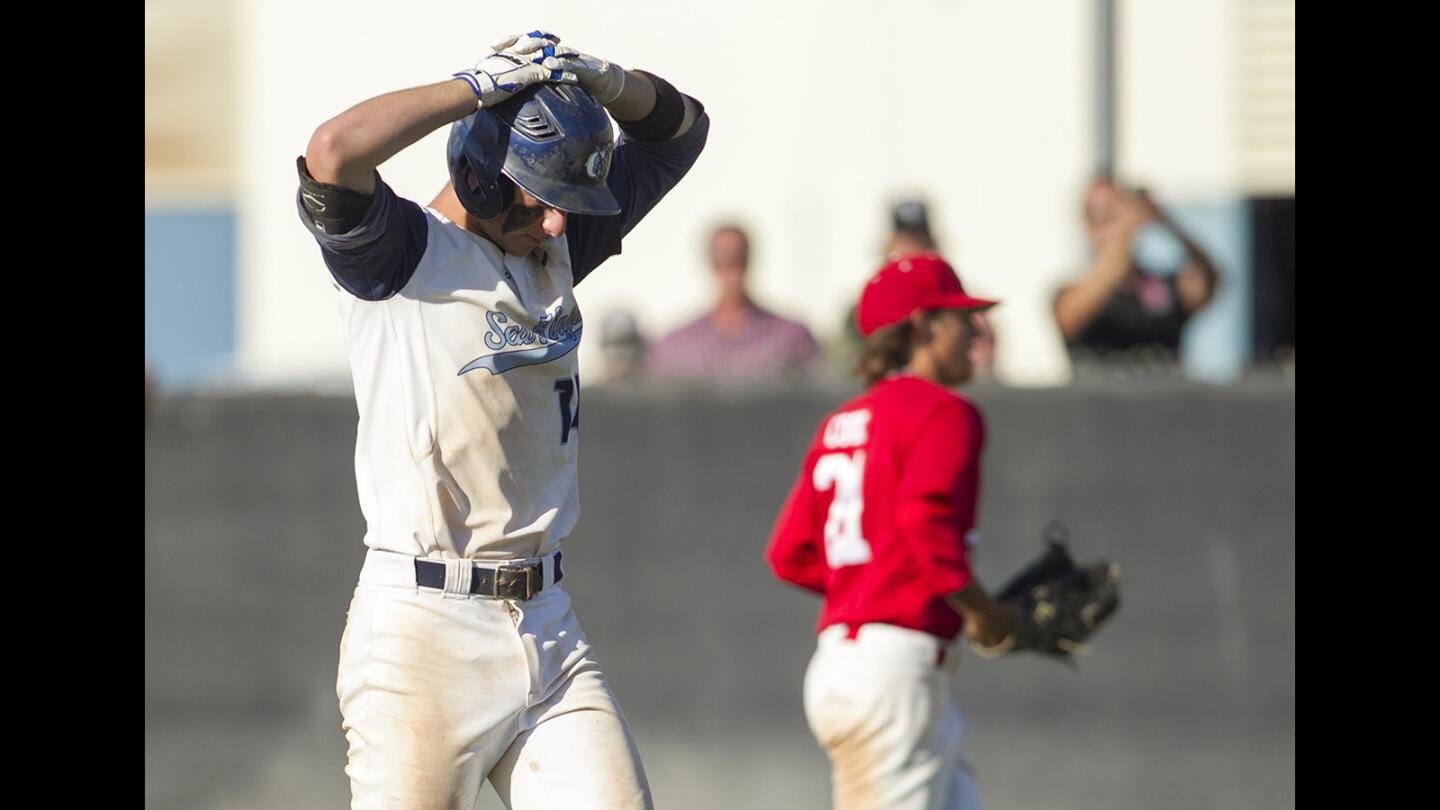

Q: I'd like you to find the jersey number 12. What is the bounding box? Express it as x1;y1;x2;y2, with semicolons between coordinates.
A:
813;451;872;567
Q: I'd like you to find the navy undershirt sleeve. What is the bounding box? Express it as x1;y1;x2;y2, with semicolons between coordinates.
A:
566;102;710;285
296;175;429;301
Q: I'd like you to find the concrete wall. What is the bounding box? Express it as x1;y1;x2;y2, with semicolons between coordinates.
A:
146;381;1294;809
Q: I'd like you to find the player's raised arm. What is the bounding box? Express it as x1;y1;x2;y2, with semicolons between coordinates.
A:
1138;190;1221;314
303;32;568;194
551;43;711;282
304;81;476;194
1053;193;1148;341
538;48;700;141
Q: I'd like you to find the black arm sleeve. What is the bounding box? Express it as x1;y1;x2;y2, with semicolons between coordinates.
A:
615;71;688;143
295;160;430;301
296;156;377;235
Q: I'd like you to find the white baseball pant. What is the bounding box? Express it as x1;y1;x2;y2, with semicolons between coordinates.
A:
803;623;982;810
336;549;652;809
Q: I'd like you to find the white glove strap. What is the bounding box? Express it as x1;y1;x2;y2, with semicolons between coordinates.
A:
453;52;540;108
452;71;489;101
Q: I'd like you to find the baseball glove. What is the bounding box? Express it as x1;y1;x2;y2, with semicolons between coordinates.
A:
976;522;1121;667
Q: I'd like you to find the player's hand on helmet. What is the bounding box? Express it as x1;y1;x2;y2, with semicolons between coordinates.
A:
490;31;562;57
532;45;627;105
487;33;625;105
453;31;578;109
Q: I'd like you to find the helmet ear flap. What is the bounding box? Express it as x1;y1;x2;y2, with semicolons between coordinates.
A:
447;111;509;219
454;167;516;220
454;157;499;218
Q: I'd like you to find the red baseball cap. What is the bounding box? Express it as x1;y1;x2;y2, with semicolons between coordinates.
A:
856;252;999;336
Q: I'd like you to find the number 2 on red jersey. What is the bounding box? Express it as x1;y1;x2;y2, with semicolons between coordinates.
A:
813;451;872;567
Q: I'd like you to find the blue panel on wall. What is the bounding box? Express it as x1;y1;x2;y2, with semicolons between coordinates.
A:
1166;202;1252;383
145;209;236;389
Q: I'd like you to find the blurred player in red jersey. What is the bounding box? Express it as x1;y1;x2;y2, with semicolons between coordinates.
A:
765;252;1017;810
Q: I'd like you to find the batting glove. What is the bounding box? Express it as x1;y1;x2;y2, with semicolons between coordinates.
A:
453;31;577;109
535;45;626;105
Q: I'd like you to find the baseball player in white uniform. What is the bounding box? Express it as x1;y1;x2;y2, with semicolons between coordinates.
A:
295;32;707;809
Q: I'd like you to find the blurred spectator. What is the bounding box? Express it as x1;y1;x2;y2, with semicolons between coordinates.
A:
648;224;821;382
1053;179;1220;362
881;200;996;381
887;198;938;258
885;228;936;259
598;310;647;383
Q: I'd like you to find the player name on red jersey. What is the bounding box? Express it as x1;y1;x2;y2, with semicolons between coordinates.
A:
766;375;985;641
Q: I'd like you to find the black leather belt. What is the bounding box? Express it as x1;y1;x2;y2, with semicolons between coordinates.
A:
414;552;562;601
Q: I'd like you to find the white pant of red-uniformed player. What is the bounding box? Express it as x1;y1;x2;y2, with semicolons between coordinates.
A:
804;624;982;810
336;549;652;810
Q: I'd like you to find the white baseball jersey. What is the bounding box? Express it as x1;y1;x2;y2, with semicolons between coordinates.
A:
298;116;709;562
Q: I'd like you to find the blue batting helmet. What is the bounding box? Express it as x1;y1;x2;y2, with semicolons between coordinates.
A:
447;84;620;219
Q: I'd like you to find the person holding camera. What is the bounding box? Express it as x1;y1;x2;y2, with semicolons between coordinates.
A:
1053;178;1219;359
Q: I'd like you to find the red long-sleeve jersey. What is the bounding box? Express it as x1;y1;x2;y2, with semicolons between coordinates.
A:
764;375;984;641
